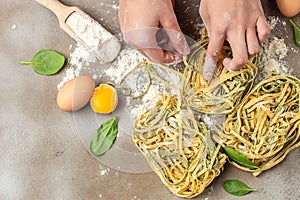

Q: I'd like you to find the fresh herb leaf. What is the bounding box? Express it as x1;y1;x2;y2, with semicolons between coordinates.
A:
20;50;65;75
90;117;118;156
223;146;260;169
290;19;300;47
224;179;255;196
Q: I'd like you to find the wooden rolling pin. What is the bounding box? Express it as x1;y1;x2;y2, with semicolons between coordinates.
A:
35;0;121;63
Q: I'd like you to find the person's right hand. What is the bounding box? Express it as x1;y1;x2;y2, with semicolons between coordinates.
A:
119;0;190;64
199;0;270;80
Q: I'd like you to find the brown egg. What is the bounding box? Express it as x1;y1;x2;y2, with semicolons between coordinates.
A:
57;76;95;112
276;0;300;17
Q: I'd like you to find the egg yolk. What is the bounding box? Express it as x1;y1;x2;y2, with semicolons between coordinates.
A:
90;84;118;114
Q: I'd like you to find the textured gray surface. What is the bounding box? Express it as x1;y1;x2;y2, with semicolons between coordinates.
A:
0;0;300;199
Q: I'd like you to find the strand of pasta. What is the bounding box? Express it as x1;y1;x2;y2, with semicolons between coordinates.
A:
132;94;227;198
130;27;257;197
181;28;258;115
214;75;300;176
119;61;182;98
130;27;300;198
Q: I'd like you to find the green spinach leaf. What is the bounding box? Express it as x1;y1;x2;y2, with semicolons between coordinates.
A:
290;19;300;47
224;179;255;196
223;146;260;169
20;50;65;75
90;117;118;156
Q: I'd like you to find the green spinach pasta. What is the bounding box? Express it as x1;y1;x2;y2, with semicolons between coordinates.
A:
128;27;300;197
132;94;227;198
214;75;300;176
182;29;258;115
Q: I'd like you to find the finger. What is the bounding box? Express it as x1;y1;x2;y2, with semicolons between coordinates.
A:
203;55;216;81
156;28;176;53
159;11;190;55
202;32;225;81
199;2;211;36
224;30;249;71
256;16;270;43
206;32;225;63
122;28;178;63
118;0;127;32
246;26;260;56
140;49;182;64
122;28;159;49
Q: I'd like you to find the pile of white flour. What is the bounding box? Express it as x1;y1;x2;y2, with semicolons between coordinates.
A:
258;16;298;76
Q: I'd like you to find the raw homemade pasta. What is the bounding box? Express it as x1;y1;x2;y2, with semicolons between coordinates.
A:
133;94;227;198
129;28;299;197
214;75;300;176
182;29;258;115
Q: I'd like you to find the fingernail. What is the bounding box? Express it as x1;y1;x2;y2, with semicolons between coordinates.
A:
222;58;233;72
204;72;213;81
167;53;175;61
173;54;183;63
182;43;190;55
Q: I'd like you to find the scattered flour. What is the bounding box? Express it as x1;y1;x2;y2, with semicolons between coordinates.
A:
103;48;181;120
112;5;119;10
259;37;289;74
104;48;147;84
202;115;217;130
127;85;162;120
69;43;97;68
57;43;97;90
267;16;280;30
11;24;17;30
98;168;110;176
258;16;292;75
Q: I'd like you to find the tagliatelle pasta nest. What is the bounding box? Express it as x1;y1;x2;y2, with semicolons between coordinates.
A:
132;94;227;198
127;27;300;197
182;29;258;115
214;75;300;176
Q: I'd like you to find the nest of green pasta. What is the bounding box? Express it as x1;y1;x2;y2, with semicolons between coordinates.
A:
182;29;258;115
214;75;300;176
125;27;300;197
132;94;227;198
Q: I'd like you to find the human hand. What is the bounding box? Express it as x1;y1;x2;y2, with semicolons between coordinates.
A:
119;0;190;64
199;0;270;80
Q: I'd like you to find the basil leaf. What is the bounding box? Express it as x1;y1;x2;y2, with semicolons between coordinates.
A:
290;19;300;47
224;179;255;196
20;50;65;75
223;146;260;169
90;117;118;156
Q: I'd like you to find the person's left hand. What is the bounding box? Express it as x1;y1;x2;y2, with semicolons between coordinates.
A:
119;0;190;64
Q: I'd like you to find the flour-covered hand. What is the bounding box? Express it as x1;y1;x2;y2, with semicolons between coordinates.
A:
200;0;270;72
